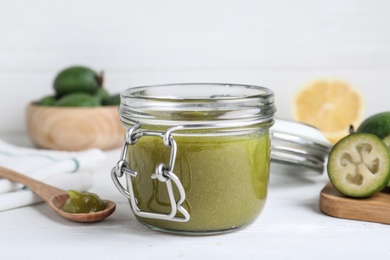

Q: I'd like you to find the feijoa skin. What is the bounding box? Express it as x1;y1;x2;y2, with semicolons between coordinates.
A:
357;111;390;139
55;93;100;107
94;88;110;103
327;133;390;198
35;95;56;106
102;94;120;106
54;66;100;97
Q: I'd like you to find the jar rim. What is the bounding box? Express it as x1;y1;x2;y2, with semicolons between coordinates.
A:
119;83;276;127
121;83;274;101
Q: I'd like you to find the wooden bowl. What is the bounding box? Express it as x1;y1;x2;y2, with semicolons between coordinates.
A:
26;104;124;151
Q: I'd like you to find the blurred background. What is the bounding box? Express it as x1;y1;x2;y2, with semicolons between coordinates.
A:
1;0;389;135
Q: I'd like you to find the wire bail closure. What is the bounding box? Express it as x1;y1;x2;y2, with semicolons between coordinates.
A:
111;123;190;222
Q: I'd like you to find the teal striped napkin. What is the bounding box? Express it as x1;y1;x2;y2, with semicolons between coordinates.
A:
0;139;106;211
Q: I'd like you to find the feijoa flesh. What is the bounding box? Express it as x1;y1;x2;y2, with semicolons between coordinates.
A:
327;133;390;198
383;135;390;150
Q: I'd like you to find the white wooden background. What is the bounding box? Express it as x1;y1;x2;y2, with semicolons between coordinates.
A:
1;0;389;134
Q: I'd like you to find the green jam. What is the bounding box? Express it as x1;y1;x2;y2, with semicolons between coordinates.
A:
128;129;271;234
61;190;107;213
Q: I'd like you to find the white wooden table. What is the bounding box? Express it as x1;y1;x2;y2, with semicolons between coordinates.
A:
1;134;389;259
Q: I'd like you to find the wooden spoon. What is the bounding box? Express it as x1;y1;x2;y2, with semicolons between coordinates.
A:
0;166;116;223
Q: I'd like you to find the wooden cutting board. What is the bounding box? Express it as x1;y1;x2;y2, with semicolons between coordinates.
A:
320;182;390;224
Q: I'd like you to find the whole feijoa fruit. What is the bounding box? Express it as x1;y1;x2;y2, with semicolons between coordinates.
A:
53;66;100;97
35;95;56;106
55;93;100;107
102;94;120;106
357;111;390;139
94;88;110;103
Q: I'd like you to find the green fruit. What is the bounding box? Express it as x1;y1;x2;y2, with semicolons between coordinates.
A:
327;133;390;198
102;93;120;106
384;135;390;150
55;93;100;107
35;95;56;106
54;66;100;97
384;135;390;187
357;111;390;139
95;88;110;103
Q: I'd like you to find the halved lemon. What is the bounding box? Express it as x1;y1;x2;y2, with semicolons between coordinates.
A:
292;78;365;144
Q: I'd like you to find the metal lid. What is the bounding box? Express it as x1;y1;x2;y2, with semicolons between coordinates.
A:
270;119;332;174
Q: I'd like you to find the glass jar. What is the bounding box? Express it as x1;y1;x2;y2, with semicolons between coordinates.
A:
111;83;276;235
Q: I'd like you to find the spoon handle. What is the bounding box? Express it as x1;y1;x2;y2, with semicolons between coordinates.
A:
0;166;65;203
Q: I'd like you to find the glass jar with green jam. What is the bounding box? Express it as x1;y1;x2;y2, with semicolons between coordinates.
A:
111;83;276;235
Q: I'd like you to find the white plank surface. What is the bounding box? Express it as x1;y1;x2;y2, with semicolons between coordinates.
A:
0;0;390;133
0;134;389;259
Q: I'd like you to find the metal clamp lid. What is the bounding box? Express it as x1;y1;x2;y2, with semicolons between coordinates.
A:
270;119;332;174
111;123;190;222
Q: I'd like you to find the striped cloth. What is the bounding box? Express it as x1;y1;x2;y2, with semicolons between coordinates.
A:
0;139;105;211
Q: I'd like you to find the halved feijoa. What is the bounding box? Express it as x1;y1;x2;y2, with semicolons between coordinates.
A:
327;133;390;198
